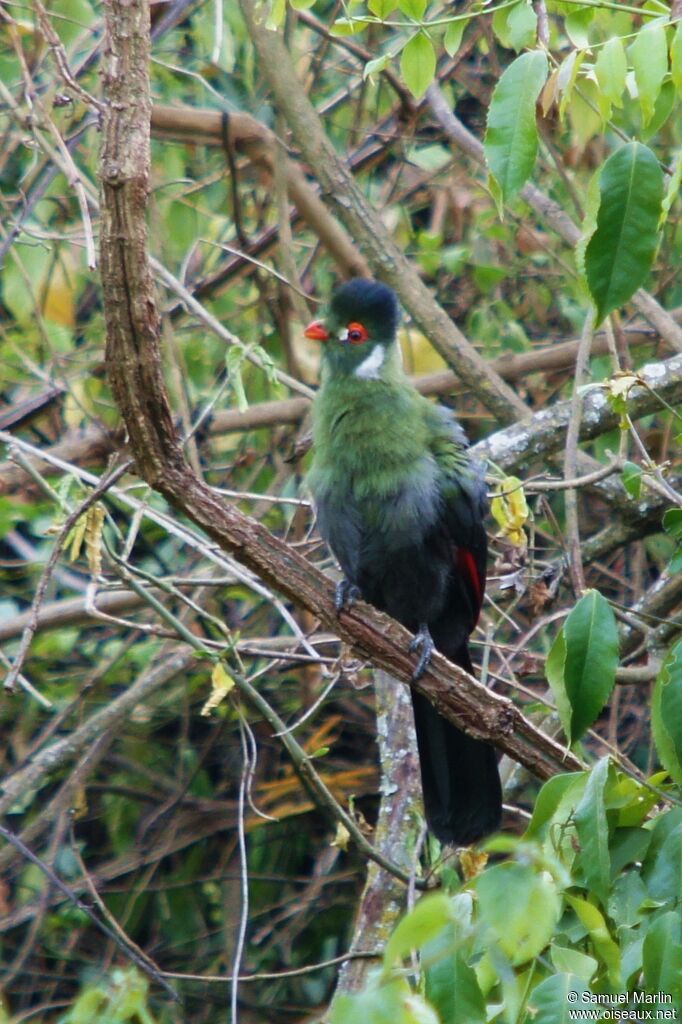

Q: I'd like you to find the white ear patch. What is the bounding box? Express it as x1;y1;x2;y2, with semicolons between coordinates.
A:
354;344;385;379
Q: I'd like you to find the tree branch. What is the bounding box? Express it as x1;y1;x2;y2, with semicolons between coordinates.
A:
237;0;526;425
98;0;582;789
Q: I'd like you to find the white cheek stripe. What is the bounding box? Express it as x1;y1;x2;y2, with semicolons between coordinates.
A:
354;344;385;379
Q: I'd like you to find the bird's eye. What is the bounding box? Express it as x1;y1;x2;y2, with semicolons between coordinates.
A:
347;322;369;344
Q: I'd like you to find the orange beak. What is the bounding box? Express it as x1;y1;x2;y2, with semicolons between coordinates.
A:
304;319;330;341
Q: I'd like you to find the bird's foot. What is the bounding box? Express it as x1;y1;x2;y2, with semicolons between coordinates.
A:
409;623;434;680
335;578;362;614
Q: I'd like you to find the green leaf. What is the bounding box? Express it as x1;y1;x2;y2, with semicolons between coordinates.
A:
630;20;668;126
663;508;682;540
476;861;560;965
525;772;586;839
660;151;682;228
565;7;593;49
574;757;612;907
550;945;598;984
398;0;427;19
672;21;682;95
594;36;627;121
484;50;548;210
642;911;682;1006
545;629;573;745
583;143;664;325
368;0;395;18
562;590;619;743
506;1;537;51
400;32;436;99
289;0;316;9
641;813;682;906
384;892;453;967
652;640;682;785
423;925;486;1024
364;54;391;80
607;872;647;930
492;1;536;52
443;18;467;58
622;460;642;499
331;976;415;1024
644;79;675;142
565;894;622;987
331;17;369;34
526;974;591;1023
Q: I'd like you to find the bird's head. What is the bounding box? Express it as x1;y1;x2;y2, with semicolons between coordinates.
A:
305;278;401;381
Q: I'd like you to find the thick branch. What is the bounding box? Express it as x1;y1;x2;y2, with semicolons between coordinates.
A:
237;0;526;425
98;0;580;785
150;104;369;279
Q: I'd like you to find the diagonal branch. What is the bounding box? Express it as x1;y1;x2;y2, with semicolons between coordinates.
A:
99;0;581;789
237;0;526;425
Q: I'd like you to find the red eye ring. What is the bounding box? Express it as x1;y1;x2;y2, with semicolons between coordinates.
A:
347;321;369;344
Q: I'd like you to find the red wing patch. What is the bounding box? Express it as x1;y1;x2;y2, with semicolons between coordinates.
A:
456;547;484;619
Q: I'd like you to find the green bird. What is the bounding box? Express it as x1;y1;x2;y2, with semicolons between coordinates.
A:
305;278;501;845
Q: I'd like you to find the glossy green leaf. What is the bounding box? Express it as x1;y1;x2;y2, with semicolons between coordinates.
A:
444;17;467;57
525;772;586;838
660;152;682;228
630;20;668;126
594;36;626;120
672;21;682;95
545;628;573;744
663;508;682;540
642;911;682;1006
492;1;536;52
622;461;642;499
565;895;622;987
476;861;560;965
574;757;612;907
398;0;427;19
424;925;486;1024
584;143;664;325
562;590;619;743
641;812;682;906
565;7;593;49
384;892;453;967
332;976;415;1024
652;639;682;786
364;54;391;80
484;50;548;210
400;32;436;99
368;0;395;18
526;974;591;1023
550;945;598;984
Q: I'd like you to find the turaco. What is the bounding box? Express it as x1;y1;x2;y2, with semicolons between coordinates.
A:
305;277;502;845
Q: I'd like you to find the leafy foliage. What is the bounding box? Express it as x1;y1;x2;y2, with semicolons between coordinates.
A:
1;0;681;1021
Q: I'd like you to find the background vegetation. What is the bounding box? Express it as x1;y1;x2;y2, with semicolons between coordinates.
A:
1;0;682;1021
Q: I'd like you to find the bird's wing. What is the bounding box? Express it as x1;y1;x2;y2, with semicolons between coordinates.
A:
427;404;488;623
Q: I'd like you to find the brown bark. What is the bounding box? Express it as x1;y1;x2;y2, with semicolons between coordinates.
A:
98;0;581;787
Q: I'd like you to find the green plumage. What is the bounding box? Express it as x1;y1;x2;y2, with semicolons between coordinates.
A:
307;278;501;844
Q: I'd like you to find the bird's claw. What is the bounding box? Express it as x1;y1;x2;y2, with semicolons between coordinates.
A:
409;624;434;680
335;579;362;614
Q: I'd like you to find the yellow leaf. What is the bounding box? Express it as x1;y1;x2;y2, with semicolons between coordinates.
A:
331;822;351;850
490;476;529;547
201;663;235;716
43;257;76;327
67;516;88;562
85;503;106;578
460;847;488;879
399;327;448;375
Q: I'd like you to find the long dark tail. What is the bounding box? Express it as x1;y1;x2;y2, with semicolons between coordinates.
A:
411;645;502;845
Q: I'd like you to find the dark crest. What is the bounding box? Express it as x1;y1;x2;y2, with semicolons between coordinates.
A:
330;279;401;339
